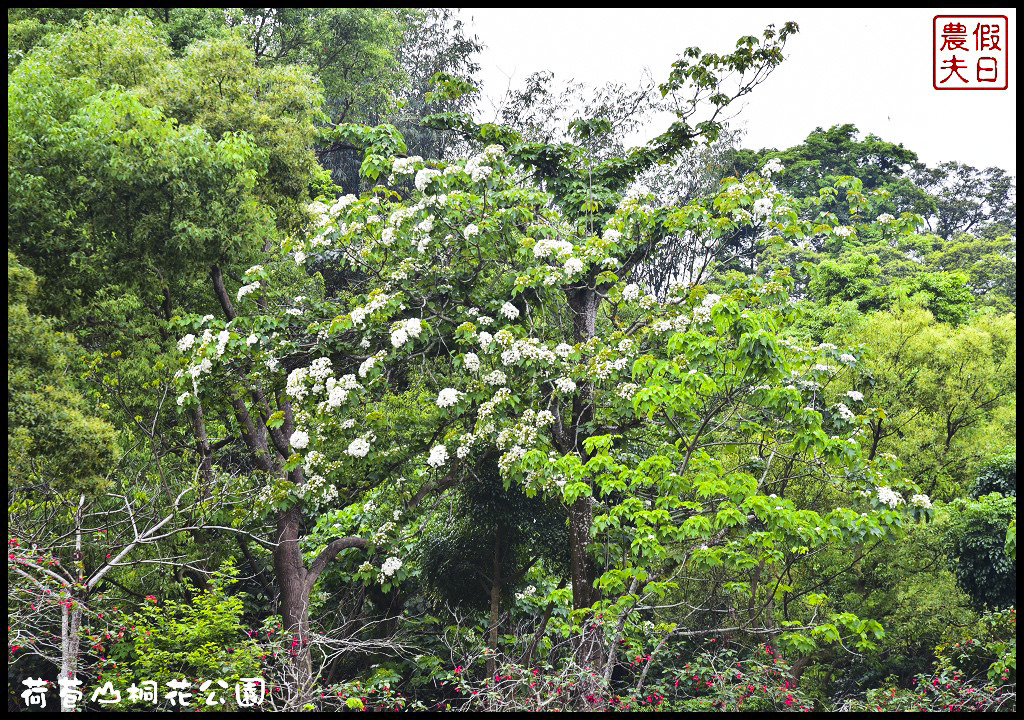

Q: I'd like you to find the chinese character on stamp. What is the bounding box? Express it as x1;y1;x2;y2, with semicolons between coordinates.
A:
934;15;1009;90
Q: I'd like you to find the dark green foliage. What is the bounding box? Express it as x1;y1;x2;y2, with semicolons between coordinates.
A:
8;252;118;494
971;448;1016;499
420;456;566;610
947;491;1016;611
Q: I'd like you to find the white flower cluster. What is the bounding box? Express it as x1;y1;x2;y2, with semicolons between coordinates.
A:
464;153;493;182
380;556;403;579
391;317;423;348
415;167;441;192
839;353;856;365
589;356;630;381
216;330;230;357
350;292;394;327
846;390;864;402
359;353;383;378
498;445;527;475
322;374;359;410
437;388;462;408
484;370;507;386
178;334;196;352
287;367;311;401
564;257;584;277
480;144;505;161
732;208;753;224
464;223;480;239
463;352;480;371
392;156;423;175
555;377;576;394
622;283;641;302
618;383;639;399
761;158;784;177
236;282;260;301
499;302;519;320
290;430;309;450
692;293;720;324
876;486;904;508
833;226;854;238
876;213;895;224
347;437;371;458
427;444;449;468
753;197;773;218
555;343;574;359
834;403;855;421
910;493;932;509
533;236;574;259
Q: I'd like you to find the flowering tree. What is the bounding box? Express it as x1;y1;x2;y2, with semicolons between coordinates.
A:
172;26;939;707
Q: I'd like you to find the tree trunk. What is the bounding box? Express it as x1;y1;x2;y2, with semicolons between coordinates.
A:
566;286;603;668
274;504;314;709
486;528;502;678
59;599;83;712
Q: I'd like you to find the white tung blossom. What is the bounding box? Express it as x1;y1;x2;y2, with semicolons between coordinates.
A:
622;283;641;301
876;486;904;508
427;444;449;468
753;198;773;218
347;438;371;458
761;157;784;176
290;430;309;450
555;377;577;393
380;556;403;578
834;403;855;421
846;390;864;402
910;493;932;509
499;302;519;320
414;167;441;192
464;223;480;239
236;282;260;301
437;388;462;408
178;334;196;352
463;353;480;372
484;370;507;386
391;327;409;348
358;356;378;378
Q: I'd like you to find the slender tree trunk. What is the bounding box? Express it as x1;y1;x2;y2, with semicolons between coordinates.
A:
274;505;314;708
486;528;502;678
566;286;603;668
59;598;83;712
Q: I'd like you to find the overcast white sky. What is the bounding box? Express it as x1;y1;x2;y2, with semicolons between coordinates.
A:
459;8;1017;175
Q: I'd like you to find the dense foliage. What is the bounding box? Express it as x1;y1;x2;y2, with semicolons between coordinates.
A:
7;8;1015;713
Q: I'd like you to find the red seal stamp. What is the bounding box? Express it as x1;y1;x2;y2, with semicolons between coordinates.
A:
934;15;1008;90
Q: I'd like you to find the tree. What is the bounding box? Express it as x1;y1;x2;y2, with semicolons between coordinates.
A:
945;451;1017;611
168;23;958;707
